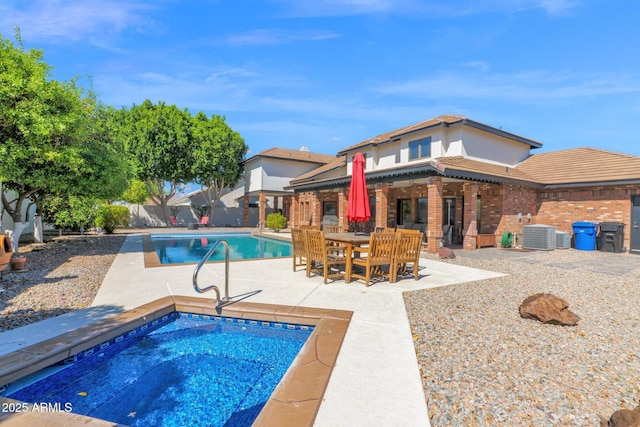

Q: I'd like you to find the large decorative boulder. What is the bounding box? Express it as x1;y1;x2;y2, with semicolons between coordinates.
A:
438;247;456;259
600;405;640;427
519;293;580;326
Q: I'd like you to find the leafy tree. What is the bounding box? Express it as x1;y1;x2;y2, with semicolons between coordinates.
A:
191;112;247;225
116;100;194;225
121;178;148;205
0;32;129;247
121;178;148;224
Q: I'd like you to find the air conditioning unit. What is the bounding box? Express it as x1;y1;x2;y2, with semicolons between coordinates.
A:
556;231;571;249
522;225;556;250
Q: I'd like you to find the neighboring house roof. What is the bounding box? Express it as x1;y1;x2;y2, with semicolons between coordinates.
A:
338;114;543;155
515;147;640;186
243;147;336;165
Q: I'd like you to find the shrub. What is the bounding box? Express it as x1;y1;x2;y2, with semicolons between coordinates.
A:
42;195;99;231
95;205;130;234
265;212;287;232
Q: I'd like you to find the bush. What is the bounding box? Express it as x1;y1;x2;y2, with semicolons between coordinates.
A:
265;212;287;232
95;205;130;234
42;195;99;231
501;231;513;248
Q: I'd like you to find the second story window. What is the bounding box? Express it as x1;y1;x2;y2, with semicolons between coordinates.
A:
409;137;431;160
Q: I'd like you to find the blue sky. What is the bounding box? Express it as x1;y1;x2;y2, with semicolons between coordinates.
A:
2;0;639;157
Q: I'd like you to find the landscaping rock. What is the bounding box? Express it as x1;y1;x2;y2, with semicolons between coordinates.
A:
600;405;640;427
519;293;580;326
438;247;456;259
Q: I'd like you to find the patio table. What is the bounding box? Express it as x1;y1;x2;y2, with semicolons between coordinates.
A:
323;232;371;282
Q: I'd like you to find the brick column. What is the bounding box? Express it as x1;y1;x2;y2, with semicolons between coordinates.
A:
259;192;267;227
375;183;389;229
310;191;321;226
273;196;279;213
427;177;443;253
243;194;250;226
289;195;298;227
338;188;347;231
463;182;479;250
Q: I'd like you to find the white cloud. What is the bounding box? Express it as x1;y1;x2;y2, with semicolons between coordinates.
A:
0;0;159;44
270;0;580;17
371;70;640;103
217;29;340;47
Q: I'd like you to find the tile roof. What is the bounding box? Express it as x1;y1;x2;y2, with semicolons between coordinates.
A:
434;157;537;183
245;147;336;164
515;147;640;185
290;156;346;184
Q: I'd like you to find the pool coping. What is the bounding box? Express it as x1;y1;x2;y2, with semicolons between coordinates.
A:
0;295;353;426
142;232;293;268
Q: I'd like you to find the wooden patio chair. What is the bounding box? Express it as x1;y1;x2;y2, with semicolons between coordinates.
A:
291;228;308;272
322;225;341;234
351;232;399;286
392;230;423;282
300;224;320;230
305;230;348;283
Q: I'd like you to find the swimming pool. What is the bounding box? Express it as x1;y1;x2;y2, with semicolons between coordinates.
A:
150;233;292;264
0;296;352;426
6;312;313;426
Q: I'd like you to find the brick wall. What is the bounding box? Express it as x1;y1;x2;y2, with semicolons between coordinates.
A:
292;182;640;251
535;185;635;233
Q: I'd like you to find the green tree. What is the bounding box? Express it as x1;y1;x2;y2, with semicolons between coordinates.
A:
116;100;194;225
191;112;247;225
121;178;148;225
0;32;129;247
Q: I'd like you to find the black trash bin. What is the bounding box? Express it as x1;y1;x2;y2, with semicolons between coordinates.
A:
598;222;625;253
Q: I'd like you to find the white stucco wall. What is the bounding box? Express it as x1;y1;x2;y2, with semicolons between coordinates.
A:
460;127;531;166
245;157;324;194
344;123;533;173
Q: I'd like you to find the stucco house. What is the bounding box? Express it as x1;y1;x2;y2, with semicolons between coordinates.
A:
276;114;640;254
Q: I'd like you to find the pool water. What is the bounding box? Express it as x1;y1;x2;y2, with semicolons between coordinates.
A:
151;233;292;264
7;313;312;427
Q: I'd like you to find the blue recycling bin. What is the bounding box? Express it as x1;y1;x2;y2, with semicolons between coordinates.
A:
572;221;598;250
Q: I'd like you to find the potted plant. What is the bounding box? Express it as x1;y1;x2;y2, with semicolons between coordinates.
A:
10;254;26;271
2;230;25;271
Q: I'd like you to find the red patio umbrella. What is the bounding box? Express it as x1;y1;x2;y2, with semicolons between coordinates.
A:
347;152;371;229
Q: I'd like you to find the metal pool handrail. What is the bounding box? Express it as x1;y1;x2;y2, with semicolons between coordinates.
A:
192;239;230;305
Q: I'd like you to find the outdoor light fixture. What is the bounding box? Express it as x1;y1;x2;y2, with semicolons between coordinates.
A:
517;213;522;222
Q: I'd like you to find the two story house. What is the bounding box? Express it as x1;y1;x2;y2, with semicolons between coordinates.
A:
282;115;640;254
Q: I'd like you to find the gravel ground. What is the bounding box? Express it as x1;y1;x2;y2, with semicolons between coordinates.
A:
0;233;126;332
405;248;640;426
